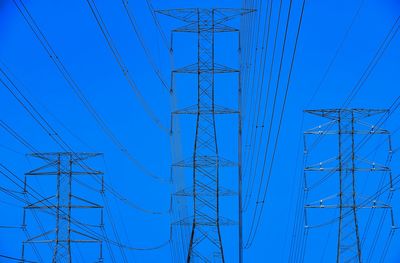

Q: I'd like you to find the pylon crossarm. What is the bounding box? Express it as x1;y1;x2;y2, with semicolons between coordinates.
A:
174;216;236;226
173;104;238;115
71;229;102;243
175;186;236;197
356;119;390;134
25;229;56;242
71;195;103;208
157;8;254;23
305;129;389;135
72;161;104;175
173;63;238;74
173;156;236;167
305;156;339;171
304;108;388;119
355;157;390;171
172;22;199;33
156;9;198;22
305;204;392;209
25;195;56;209
25;161;58;176
212;8;255;23
24;239;57;244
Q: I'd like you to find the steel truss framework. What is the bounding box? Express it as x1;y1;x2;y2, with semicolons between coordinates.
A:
21;152;104;263
159;8;252;263
303;109;396;263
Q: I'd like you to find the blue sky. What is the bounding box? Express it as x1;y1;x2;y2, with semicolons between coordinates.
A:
0;0;400;262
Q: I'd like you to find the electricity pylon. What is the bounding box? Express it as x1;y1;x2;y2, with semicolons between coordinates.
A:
303;109;396;263
21;152;104;263
159;8;252;263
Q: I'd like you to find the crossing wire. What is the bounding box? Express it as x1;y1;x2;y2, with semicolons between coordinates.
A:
306;0;365;108
0;163;171;253
0;126;170;255
85;0;169;133
244;0;282;211
242;0;271;176
12;0;169;183
306;15;400;154
294;96;400;260
144;0;171;52
245;0;307;248
289;16;400;259
2;3;173;254
0;65;169;215
342;15;400;108
121;0;170;92
0;65;171;257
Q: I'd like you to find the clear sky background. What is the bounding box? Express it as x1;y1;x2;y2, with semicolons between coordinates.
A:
0;0;400;262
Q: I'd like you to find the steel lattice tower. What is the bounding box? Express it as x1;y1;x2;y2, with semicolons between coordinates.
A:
21;152;104;263
303;109;396;263
159;8;252;263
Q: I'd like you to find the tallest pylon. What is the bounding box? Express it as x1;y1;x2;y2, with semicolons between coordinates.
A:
159;8;252;262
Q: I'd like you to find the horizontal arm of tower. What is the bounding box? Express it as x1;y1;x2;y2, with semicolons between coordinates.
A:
24;229;102;243
26;170;103;176
29;152;103;160
173;63;239;74
304;129;390;135
175;186;236;197
25;204;103;209
23;229;55;242
23;195;55;209
24;239;101;244
24;194;103;209
72;229;103;242
25;160;57;175
172;24;239;33
305;156;390;172
26;152;104;175
304;167;390;172
72;194;103;208
24;239;58;244
304;109;388;120
305;204;392;209
305;196;393;209
156;8;254;23
172;104;238;115
74;162;105;175
173;216;236;226
173;156;237;168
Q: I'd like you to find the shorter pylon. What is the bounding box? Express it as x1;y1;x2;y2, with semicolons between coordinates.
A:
21;152;104;263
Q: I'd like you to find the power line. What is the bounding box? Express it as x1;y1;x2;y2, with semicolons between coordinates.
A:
342;16;400;107
0;74;169;216
12;0;167;182
0;163;171;253
0;63;163;184
121;0;170;92
85;0;169;132
144;0;171;52
0;62;172;258
306;0;365;107
245;0;307;248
